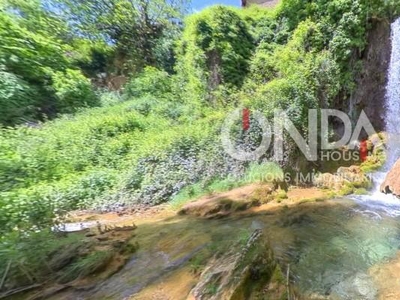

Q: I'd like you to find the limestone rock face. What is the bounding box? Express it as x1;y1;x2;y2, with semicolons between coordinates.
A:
381;159;400;197
341;20;391;135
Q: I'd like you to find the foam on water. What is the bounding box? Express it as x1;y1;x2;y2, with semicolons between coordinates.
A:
352;171;400;217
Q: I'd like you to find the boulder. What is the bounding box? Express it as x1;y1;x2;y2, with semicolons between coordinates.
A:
381;158;400;197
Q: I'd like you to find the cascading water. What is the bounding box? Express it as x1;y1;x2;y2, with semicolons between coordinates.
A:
383;18;400;167
353;18;400;215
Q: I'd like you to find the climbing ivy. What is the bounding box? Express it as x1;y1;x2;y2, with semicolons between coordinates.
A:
176;6;255;103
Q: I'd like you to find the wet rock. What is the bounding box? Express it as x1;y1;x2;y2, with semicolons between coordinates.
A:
344;20;390;134
187;230;281;300
179;184;263;218
381;158;400;197
85;232;97;237
96;234;110;242
114;223;137;232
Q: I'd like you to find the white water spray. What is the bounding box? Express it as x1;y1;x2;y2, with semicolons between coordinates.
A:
384;18;400;167
353;19;400;213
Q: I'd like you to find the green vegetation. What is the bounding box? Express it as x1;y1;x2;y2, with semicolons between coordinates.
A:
0;230;86;289
58;250;113;283
246;162;284;183
0;0;399;291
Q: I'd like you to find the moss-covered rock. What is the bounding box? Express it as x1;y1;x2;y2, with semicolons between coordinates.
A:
188;230;290;300
314;165;371;196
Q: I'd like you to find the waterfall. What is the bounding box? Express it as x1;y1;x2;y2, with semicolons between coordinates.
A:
369;19;400;189
352;19;400;213
384;18;400;167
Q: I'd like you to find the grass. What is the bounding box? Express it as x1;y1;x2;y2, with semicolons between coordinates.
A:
169;183;207;210
168;178;249;210
58;250;113;283
245;162;284;184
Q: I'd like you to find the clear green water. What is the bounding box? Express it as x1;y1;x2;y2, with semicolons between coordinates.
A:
47;197;400;299
267;197;400;299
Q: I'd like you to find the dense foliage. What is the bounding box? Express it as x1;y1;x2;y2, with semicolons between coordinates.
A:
1;0;400;290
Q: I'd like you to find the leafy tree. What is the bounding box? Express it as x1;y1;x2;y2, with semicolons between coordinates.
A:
55;0;190;73
0;2;101;125
1;0;70;39
0;68;39;125
0;11;68;122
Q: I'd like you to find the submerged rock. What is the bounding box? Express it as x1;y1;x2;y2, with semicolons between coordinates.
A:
330;272;377;300
381;158;400;197
187;230;288;300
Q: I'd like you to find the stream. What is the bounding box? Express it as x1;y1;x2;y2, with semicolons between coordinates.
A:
43;195;400;300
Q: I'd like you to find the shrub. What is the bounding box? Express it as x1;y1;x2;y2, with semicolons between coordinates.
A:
245;162;284;183
0;69;38;125
124;66;172;99
52;69;98;113
99;91;124;107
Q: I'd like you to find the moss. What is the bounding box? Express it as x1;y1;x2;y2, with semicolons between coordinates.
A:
233;238;276;300
275;189;288;200
189;252;208;275
271;265;285;284
326;191;337;198
338;184;354;196
360;133;387;173
251;186;275;204
205;283;219;295
354;188;368;195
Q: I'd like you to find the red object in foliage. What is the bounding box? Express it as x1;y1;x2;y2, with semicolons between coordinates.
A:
243;108;250;131
360;140;368;162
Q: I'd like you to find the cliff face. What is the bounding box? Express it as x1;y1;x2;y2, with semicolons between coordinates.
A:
345;20;391;134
